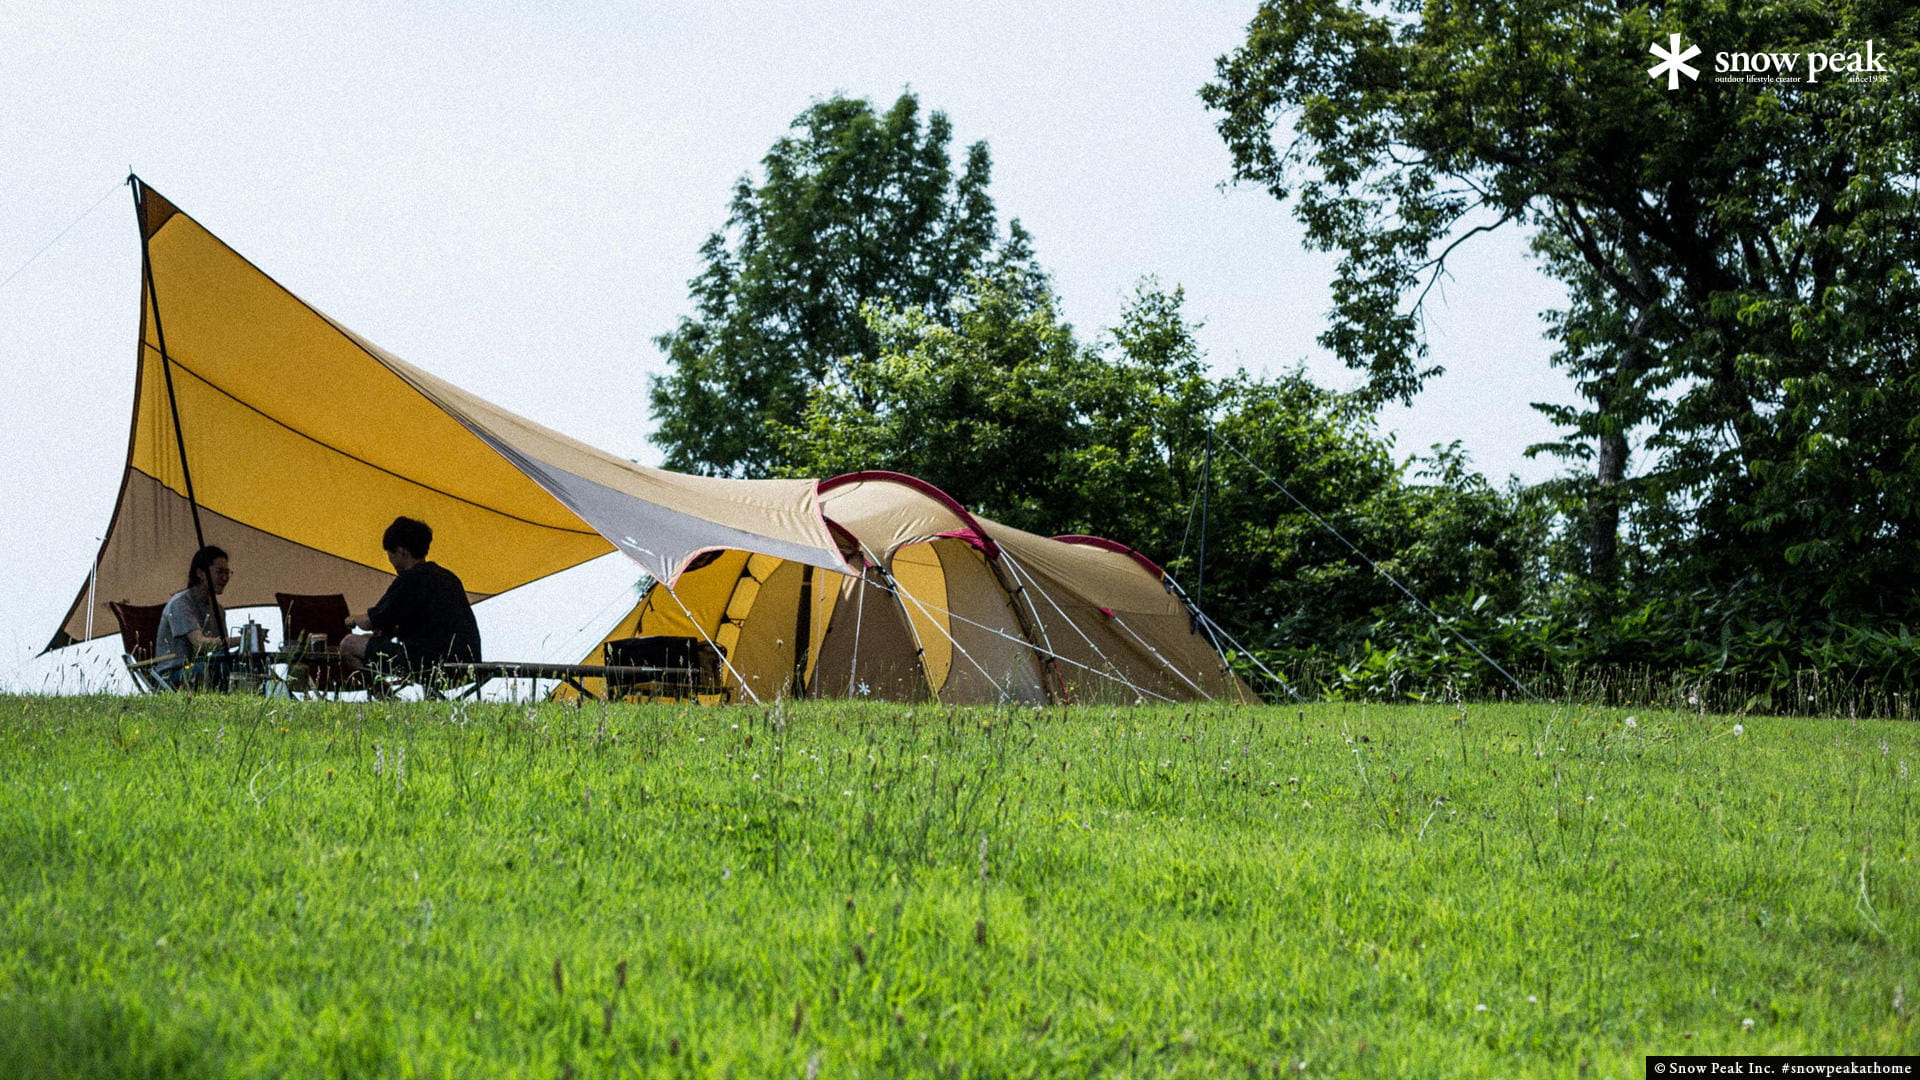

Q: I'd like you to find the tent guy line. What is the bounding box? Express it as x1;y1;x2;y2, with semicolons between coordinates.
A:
1217;434;1536;701
1193;607;1302;702
655;569;764;706
0;178;122;295
999;552;1170;702
869;541;1019;704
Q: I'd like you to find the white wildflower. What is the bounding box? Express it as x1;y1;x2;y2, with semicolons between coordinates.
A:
1742;1018;1754;1032
1731;724;1744;737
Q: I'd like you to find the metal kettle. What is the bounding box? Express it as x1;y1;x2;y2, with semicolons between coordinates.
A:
237;620;268;658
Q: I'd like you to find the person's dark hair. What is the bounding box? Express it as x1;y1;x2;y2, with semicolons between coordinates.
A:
382;516;433;559
186;544;229;589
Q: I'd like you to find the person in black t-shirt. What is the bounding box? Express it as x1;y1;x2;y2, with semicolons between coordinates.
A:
341;516;482;682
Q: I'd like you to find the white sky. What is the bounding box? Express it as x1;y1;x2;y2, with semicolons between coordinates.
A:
0;0;1575;691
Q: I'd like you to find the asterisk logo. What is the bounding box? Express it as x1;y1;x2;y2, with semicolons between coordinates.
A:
1648;33;1701;89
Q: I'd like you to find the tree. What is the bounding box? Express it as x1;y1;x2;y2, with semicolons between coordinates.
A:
649;91;1032;476
1203;0;1920;638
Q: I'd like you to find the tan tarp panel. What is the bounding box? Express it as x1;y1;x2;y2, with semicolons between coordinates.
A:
51;182;847;651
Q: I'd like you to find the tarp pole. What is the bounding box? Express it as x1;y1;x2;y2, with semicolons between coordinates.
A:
84;545;99;644
131;175;205;550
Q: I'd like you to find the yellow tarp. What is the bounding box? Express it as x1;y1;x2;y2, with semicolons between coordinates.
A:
51;181;847;650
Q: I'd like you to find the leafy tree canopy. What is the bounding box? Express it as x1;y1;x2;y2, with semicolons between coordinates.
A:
649;91;1034;476
1204;0;1920;629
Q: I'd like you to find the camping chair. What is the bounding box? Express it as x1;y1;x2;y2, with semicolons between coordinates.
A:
603;636;730;703
110;600;169;694
274;592;353;697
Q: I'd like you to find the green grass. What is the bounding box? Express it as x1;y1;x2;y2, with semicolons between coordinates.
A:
0;694;1913;1078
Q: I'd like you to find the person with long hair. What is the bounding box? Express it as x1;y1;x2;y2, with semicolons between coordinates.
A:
156;545;237;690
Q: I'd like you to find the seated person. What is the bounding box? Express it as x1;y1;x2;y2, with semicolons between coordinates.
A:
341;516;482;683
156;545;238;691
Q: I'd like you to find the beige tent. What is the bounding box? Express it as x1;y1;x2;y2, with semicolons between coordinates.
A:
49;179;848;653
569;472;1259;705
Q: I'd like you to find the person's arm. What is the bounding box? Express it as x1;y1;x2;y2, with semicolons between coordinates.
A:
185;626;234;651
355;573;417;636
165;598;233;653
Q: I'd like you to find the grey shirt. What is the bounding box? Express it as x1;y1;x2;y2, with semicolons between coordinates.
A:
157;588;225;677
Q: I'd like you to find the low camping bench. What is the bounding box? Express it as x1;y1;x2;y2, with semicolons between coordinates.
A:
601;636;727;702
436;659;731;703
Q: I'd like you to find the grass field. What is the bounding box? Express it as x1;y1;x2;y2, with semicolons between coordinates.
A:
0;694;1912;1078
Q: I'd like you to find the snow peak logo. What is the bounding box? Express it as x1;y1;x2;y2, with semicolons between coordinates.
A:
1649;35;1892;88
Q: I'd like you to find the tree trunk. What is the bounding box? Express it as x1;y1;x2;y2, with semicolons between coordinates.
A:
1588;311;1653;581
1589;426;1627;580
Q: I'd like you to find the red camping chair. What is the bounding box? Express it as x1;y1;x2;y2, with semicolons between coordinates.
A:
275;592;353;696
109;600;168;693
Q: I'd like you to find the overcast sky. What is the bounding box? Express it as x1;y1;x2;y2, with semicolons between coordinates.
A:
0;0;1575;691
